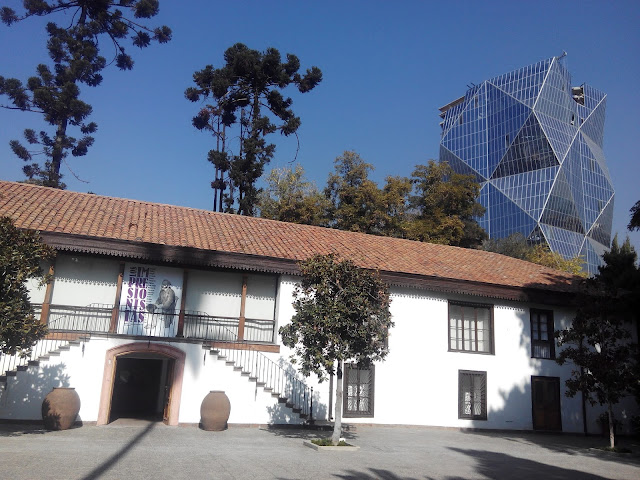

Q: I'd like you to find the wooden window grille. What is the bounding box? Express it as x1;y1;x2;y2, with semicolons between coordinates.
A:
458;370;487;420
343;364;374;418
531;309;555;359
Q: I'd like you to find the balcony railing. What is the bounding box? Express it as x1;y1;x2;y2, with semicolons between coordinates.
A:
39;304;276;343
1;303;312;421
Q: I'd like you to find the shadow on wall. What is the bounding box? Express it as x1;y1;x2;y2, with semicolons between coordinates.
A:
0;362;71;427
265;357;328;425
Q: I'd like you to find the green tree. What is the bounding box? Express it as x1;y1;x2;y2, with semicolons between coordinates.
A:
406;160;486;247
0;216;55;355
629;200;640;231
185;43;322;215
324;152;389;234
280;254;393;445
525;244;586;277
0;1;171;188
482;233;587;276
555;236;640;448
257;165;328;225
482;232;532;260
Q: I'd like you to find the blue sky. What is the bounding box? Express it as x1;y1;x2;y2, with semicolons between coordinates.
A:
1;0;638;252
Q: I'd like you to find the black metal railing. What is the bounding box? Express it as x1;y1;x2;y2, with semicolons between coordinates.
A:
0;303;312;420
0;306;91;383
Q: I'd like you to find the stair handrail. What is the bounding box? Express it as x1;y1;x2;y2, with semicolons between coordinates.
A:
0;303;99;384
186;310;312;419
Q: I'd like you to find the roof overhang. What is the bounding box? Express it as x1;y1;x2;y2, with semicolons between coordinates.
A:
40;232;576;306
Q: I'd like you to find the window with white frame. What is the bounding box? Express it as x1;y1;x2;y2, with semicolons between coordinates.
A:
448;302;494;354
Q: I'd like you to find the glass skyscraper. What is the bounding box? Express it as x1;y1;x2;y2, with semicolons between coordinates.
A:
438;55;613;275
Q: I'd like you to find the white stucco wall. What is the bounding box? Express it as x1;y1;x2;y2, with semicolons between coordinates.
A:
50;254;120;306
5;265;637;433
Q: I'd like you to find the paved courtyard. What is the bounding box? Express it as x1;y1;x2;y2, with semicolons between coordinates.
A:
1;421;639;479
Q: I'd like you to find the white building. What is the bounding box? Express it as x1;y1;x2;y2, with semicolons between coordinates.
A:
0;181;636;433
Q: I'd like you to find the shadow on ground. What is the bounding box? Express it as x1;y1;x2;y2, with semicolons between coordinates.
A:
460;430;640;466
80;421;156;480
261;424;357;441
445;447;615;480
330;469;421;480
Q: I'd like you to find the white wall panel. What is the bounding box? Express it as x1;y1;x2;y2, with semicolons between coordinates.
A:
185;270;242;318
50;254;119;306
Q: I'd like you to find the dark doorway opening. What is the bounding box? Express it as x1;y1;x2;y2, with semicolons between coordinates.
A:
110;356;172;422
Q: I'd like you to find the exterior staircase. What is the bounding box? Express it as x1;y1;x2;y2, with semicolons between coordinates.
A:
1;305;313;421
203;342;313;421
0;333;90;388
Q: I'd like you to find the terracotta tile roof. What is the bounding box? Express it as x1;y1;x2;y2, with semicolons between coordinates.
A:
0;181;576;292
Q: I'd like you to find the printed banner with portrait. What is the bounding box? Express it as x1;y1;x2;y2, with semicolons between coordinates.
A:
118;263;183;337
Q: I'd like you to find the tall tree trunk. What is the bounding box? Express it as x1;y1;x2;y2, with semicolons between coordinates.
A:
50;118;68;187
332;359;343;446
607;403;615;449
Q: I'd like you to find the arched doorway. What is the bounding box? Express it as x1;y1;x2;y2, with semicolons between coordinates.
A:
98;343;185;426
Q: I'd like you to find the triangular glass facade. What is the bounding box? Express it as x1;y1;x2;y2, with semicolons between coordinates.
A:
439;55;614;275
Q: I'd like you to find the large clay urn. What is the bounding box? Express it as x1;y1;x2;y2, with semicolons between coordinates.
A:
42;387;81;431
200;390;231;431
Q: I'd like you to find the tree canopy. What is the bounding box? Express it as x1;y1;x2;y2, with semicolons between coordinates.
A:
280;254;393;444
257;165;328;226
0;216;55;355
0;1;171;188
629;200;640;232
258;153;487;247
406;160;486;247
185;43;322;215
555;236;640;448
482;232;587;276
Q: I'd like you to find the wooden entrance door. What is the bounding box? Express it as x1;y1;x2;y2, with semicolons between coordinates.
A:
162;359;175;423
532;376;562;431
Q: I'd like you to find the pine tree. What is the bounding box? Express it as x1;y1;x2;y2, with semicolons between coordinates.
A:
0;1;171;188
185;43;322;215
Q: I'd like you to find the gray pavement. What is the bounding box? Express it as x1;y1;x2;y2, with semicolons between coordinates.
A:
1;421;639;480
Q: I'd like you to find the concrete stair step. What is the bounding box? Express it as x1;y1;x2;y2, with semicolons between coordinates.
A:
16;365;29;372
28;360;40;367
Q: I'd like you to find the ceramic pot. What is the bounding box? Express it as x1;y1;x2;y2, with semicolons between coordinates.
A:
200;390;230;431
42;387;81;430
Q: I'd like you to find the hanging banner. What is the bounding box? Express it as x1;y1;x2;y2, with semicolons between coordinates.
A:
118;263;183;337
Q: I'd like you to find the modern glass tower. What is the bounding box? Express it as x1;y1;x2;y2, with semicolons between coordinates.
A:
438;55;613;275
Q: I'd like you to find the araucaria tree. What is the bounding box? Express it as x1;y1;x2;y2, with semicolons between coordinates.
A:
0;1;171;188
555;236;640;448
280;254;393;445
0;216;55;355
185;43;322;215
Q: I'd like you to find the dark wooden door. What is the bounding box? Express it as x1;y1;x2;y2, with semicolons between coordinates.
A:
162;359;175;423
532;376;562;431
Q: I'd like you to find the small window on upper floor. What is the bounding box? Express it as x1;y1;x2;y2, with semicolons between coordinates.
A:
531;309;555;359
449;302;494;354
